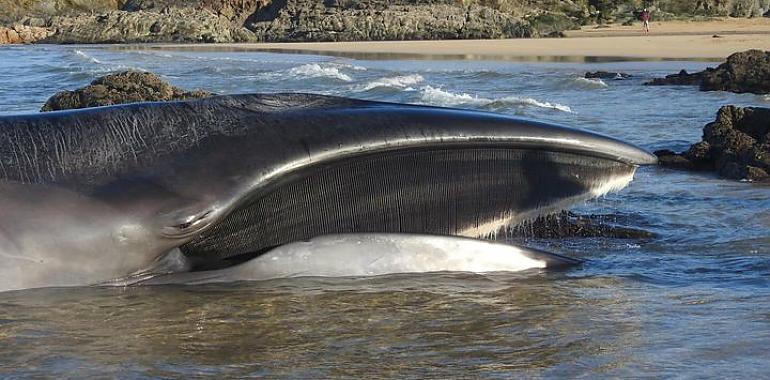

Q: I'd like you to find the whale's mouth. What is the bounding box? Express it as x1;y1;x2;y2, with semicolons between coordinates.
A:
178;146;647;270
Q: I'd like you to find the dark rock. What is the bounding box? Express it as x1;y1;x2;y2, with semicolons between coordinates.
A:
654;149;697;170
646;69;704;86
645;50;770;94
686;141;712;162
700;50;770;94
585;71;632;80
508;211;655;239
654;141;713;171
41;71;211;112
656;105;770;182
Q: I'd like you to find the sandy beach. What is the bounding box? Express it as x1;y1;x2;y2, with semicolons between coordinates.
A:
146;18;770;60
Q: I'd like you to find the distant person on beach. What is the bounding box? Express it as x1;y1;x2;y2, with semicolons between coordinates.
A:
641;8;651;34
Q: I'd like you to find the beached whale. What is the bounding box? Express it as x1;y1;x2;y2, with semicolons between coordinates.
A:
0;93;656;291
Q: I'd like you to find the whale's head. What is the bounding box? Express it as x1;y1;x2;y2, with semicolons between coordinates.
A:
149;94;657;267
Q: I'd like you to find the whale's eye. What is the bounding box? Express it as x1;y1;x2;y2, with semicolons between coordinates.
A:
162;209;215;237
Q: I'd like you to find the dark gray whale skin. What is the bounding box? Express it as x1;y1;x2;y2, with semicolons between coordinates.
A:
0;93;655;289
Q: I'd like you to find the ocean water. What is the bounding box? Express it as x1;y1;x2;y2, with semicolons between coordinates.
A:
0;45;769;378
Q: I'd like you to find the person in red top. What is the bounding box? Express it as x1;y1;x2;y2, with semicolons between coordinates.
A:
641;8;651;34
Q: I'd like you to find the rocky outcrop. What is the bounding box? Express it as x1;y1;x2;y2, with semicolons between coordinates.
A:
656;0;770;17
4;0;770;44
0;25;52;44
586;0;770;21
646;50;770;94
0;0;124;24
246;0;534;42
655;105;770;182
14;0;538;43
44;9;258;43
41;71;211;111
121;0;270;25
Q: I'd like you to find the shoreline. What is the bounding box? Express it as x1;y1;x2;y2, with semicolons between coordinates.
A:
108;19;770;61
120;33;770;61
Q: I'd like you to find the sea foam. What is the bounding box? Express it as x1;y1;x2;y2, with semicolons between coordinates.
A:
570;77;609;89
74;50;102;64
357;74;424;91
288;63;353;82
419;86;572;113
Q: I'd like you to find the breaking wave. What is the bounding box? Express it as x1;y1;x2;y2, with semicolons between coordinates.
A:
567;77;609;89
287;63;353;82
74;50;102;64
419;86;572;113
357;74;424;92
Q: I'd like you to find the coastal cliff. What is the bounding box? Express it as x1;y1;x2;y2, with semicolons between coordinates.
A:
3;0;770;44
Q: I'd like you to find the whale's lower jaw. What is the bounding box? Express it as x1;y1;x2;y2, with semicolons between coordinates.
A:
139;234;582;286
179;147;638;267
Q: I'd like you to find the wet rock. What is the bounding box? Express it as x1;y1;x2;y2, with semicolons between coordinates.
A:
646;50;770;94
646;69;704;86
654;149;698;170
686;141;713;163
700;50;770;94
508;211;656;239
585;71;632;80
656;105;770;182
41;71;211;112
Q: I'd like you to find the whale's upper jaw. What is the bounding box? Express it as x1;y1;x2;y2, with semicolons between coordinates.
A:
347;103;658;167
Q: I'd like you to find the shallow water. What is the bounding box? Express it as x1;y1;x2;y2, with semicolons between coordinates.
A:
0;45;769;378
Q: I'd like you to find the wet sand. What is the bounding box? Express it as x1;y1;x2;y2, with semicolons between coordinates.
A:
147;18;770;60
